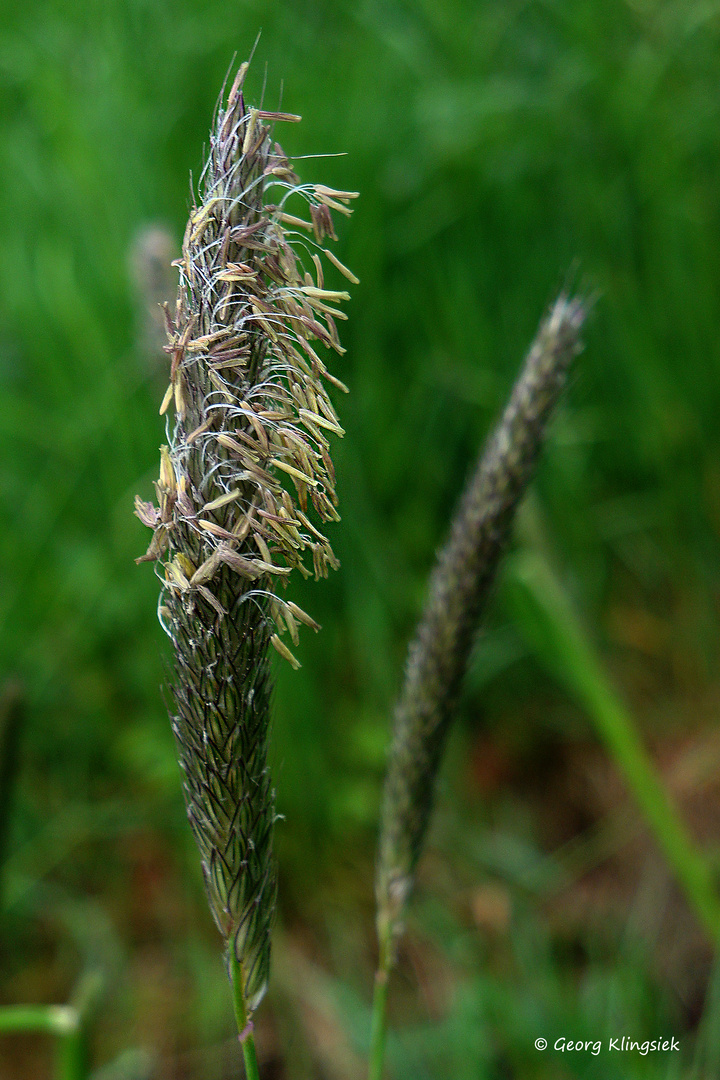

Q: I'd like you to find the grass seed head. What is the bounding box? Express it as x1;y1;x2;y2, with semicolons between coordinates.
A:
375;294;586;962
136;60;355;1012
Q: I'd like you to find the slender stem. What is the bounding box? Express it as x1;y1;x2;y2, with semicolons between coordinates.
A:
368;972;389;1080
0;1005;87;1080
513;551;720;943
57;1019;87;1080
0;1004;75;1034
229;949;261;1080
368;931;392;1080
0;681;24;904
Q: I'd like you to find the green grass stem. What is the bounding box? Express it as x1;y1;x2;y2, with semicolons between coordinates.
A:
0;971;101;1080
0;681;23;901
56;1018;87;1080
511;551;720;943
229;950;261;1080
368;934;391;1080
0;1004;77;1034
0;1005;85;1080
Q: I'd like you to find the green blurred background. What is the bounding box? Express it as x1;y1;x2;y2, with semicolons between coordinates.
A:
2;0;720;1077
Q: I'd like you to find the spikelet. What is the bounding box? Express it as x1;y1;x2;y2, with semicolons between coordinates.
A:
136;62;355;1013
375;295;586;961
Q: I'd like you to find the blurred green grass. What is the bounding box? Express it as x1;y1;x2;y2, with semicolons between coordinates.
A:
2;0;720;1077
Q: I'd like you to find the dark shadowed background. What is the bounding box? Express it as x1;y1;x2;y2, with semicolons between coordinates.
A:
2;1;720;1077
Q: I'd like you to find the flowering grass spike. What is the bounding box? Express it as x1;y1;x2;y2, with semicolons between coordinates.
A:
136;61;355;1024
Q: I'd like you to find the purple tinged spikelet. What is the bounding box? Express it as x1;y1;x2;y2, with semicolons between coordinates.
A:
375;295;587;959
136;63;355;1012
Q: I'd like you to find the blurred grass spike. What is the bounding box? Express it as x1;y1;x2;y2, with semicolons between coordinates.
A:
370;293;587;1080
135;57;355;1073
